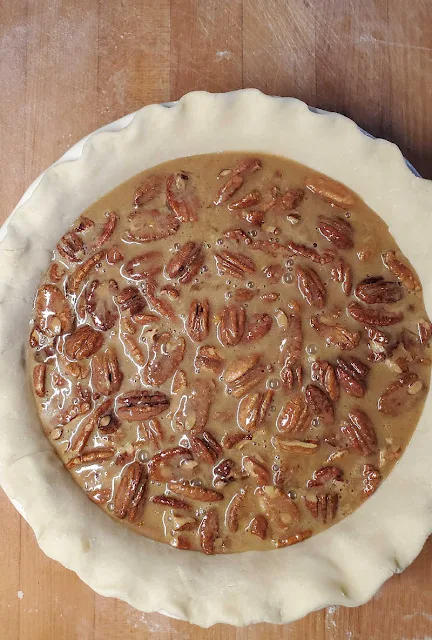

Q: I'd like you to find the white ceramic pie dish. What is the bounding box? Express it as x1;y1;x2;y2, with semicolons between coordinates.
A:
1;90;432;627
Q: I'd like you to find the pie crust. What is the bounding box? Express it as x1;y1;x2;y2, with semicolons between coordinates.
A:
1;89;432;626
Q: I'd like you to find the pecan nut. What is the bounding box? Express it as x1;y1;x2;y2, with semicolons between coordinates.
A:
305;175;356;207
199;509;219;555
189;431;222;464
194;345;224;374
113;462;147;522
117;390;170;421
168;481;224;503
242;455;271;484
223;354;265;398
304;493;338;522
225;491;246;533
64;325;104;360
214;250;255;279
124;209;180;243
228;189;261;210
143;332;186;386
282;188;304;210
256;486;299;530
133;174;163;207
124;251;163;280
147;447;192;481
274;438;319;455
311;360;339;401
35;284;74;336
335;356;369;398
355;276;403;304
296;266;326;309
143;279;177;322
166;172;199;223
84;280;118;331
249;515;268;539
91;348;123;396
341;408;377;455
33;364;47;398
244;313;272;341
214;175;243;206
277;530;313;547
57;231;85;263
307;465;343;488
116;286;146;315
237;390;273;431
305;384;334;425
330;257;352;295
317;216;354;249
187;299;210;342
172;379;215;434
165;241;203;284
348;301;403;326
310;315;360;350
362;464;381;497
378;372;425;415
218;304;246;346
286;241;335;264
91;211;117;250
67;251;104;295
276;394;310;434
382;251;421;291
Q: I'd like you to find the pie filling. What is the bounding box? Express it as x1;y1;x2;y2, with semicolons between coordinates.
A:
28;153;431;554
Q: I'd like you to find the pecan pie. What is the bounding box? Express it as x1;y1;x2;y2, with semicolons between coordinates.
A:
28;153;431;554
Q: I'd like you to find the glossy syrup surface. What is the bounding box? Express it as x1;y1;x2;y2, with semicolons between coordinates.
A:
28;153;431;553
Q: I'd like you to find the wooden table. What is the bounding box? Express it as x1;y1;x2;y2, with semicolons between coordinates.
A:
1;1;431;638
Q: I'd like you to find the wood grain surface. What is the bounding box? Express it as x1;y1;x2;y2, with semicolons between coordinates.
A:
1;1;431;638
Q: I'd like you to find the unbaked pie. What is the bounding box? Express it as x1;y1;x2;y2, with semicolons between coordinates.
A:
28;151;431;554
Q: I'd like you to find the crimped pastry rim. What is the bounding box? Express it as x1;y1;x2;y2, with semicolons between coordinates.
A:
0;90;432;627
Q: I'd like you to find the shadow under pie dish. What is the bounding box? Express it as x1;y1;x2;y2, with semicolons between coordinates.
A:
1;90;432;626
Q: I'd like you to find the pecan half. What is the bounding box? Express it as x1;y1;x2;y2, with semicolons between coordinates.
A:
114;462;147;522
172;379;215;434
213;459;237;486
347;301;403;326
242;455;271;484
222;433;253;449
311;360;339;401
124;251;163;280
355;276;403;304
418;319;432;345
277;530;313;547
143;332;186;386
168;481;224;503
274;438;319;455
117;390;170;421
71;398;113;452
199;509;219;555
214;250;255;279
330;257;352;295
225;491;246;532
238;210;265;226
277;394;311;434
91;211;117;250
237;390;273;431
194;345;224;374
66;447;115;468
116;286;146;315
305;384;334;425
304;493;338;522
166;172;199;223
187;299;210;342
148;447;192;481
296;266;326;309
286;241;335;264
279;312;303;367
317;216;353;249
310;315;361;350
218;304;246;346
307;466;343;488
55;384;92;428
171;369;187;394
305;175;356;207
133;174;163;207
249;515;268;539
251;239;291;257
189;431;222;464
124;209;180;243
336;356;369;398
165;241;203;284
91;348;123;396
256;486;299;530
378;372;425;415
281;188;304;210
223;354;265;398
214;175;243;205
35;284;74;336
57;231;85;263
244;313;272;342
84;280;118;331
64;325;104;360
382;251;421;291
150;495;192;511
228;189;261;210
341;408;377;455
223;228;252;245
67;251;104;295
33;364;47;398
141;284;175;325
232;157;262;176
362;464;381;497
